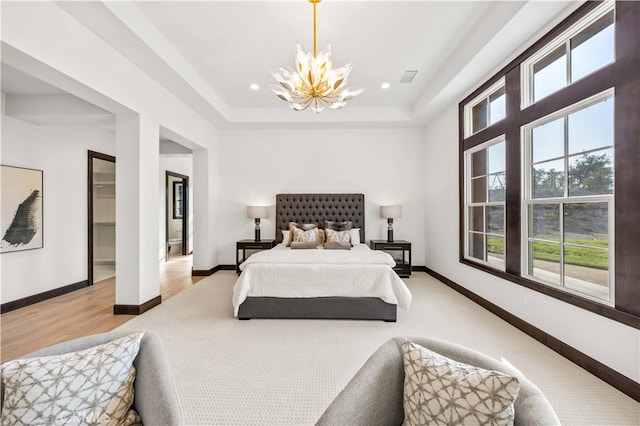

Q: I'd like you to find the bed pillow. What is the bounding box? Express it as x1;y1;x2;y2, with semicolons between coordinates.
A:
1;331;144;426
281;230;291;246
317;229;325;246
324;220;353;231
325;228;351;245
324;241;351;250
401;339;520;426
350;228;361;245
290;241;317;249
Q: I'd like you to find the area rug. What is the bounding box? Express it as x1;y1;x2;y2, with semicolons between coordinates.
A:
117;271;639;425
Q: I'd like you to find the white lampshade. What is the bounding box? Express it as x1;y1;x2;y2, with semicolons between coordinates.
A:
380;205;402;219
247;206;268;219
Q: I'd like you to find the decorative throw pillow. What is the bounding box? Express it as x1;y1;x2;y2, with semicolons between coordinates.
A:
324;220;353;231
290;241;317;249
288;223;318;246
317;229;325;246
1;332;144;426
324;241;351;250
289;222;318;231
325;228;351;244
401;339;520;426
290;224;318;244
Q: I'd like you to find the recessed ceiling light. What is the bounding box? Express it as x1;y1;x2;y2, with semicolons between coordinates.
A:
381;82;390;89
249;83;260;90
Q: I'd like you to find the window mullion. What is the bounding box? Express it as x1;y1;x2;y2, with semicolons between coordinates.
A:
564;116;569;198
559;202;565;287
566;38;572;85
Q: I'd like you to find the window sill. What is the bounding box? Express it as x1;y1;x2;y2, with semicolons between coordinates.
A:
459;258;640;329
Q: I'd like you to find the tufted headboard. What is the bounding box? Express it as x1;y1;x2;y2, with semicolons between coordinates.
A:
275;193;365;243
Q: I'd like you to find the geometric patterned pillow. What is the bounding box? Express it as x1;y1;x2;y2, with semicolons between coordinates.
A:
401;339;520;426
1;332;144;426
324;228;351;244
290;224;318;245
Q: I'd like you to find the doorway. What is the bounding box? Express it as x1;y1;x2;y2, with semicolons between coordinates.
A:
88;151;116;284
165;171;189;261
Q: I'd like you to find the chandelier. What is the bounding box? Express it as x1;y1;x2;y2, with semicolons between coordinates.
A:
271;0;363;113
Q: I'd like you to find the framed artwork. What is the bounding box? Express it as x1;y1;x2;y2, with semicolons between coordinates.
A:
1;165;44;253
173;181;183;219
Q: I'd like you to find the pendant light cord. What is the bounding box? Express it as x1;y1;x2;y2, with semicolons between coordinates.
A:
313;1;317;58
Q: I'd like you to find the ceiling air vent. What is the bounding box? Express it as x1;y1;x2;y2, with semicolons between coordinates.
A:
400;70;418;84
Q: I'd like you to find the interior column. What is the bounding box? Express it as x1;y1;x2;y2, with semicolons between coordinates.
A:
114;113;161;313
192;147;217;274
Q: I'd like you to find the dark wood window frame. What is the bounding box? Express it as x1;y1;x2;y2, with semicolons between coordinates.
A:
459;1;640;329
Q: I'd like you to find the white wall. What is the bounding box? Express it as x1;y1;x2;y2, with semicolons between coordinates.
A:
2;1;222;283
1;115;115;303
423;104;640;384
158;156;193;259
218;128;426;265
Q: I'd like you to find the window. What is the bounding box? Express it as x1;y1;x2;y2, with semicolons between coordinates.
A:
459;1;640;327
523;93;614;302
465;137;506;269
464;79;506;137
522;2;614;106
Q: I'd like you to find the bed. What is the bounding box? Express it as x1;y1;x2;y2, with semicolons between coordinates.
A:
232;193;412;321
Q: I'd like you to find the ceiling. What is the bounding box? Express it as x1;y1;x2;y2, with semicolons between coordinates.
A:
2;1;579;129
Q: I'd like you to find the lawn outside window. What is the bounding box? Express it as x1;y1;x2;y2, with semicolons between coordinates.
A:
522;91;614;303
464;136;506;270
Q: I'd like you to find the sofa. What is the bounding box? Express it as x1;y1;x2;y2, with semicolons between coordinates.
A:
316;336;560;426
1;329;182;426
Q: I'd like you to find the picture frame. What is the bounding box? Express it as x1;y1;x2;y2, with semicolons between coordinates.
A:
173;181;183;219
1;165;44;253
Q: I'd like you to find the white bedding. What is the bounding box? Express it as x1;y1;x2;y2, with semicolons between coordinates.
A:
232;244;412;316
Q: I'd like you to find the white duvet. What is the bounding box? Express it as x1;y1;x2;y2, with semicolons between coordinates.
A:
232;244;412;316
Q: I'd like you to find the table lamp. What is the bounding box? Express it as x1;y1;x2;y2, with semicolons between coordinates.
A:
380;205;402;243
247;206;268;242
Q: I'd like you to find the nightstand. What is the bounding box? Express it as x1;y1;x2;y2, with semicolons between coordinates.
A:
370;240;411;277
236;239;276;274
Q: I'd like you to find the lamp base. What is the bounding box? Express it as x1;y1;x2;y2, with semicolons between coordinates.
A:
387;229;394;243
254;218;261;242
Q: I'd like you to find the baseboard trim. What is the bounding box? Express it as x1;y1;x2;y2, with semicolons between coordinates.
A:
216;265;235;271
425;267;640;403
1;280;90;314
191;268;214;276
192;264;235;276
113;295;162;315
411;265;428;273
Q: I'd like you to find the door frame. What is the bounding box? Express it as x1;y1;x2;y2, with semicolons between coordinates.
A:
87;150;116;285
165;171;189;260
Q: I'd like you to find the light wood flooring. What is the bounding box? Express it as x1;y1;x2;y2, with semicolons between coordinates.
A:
1;254;204;362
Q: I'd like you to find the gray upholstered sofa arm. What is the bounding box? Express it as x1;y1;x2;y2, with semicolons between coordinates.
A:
2;330;182;426
317;339;404;426
317;336;560;426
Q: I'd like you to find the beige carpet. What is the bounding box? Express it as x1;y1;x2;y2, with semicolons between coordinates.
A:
117;271;640;425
